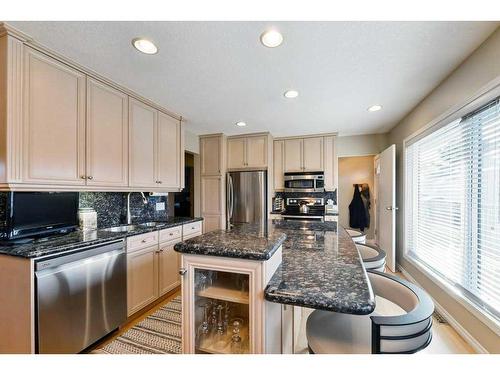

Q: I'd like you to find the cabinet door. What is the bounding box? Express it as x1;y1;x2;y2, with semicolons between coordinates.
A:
283;138;303;172
158;242;180;296
201;136;222;175
324;136;338;191
127;246;159;316
227;137;246;169
157;112;180;189
246;135;267;168
202;214;221;233
129;98;157;188
302;137;324;171
201;176;222;215
23;47;86;184
273;140;284;190
86;78;128;186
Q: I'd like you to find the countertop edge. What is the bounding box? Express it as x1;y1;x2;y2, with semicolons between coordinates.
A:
0;217;204;259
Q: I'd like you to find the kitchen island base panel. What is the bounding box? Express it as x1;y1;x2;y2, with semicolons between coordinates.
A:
181;246;283;354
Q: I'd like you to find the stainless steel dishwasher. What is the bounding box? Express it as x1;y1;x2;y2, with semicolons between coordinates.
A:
35;239;126;354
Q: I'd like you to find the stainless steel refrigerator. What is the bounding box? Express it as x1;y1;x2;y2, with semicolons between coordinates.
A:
226;171;267;228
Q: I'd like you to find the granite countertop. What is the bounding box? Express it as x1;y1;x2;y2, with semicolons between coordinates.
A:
263;220;375;315
174;227;287;261
0;217;203;259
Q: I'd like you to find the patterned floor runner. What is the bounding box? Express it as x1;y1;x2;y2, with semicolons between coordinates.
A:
93;296;182;354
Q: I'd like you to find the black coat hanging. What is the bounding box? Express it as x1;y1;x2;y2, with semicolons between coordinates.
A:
349;184;368;231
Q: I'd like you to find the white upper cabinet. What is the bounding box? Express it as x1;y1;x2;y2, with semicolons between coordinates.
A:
227;134;269;170
273;140;285;190
157;111;181;189
323;135;338;191
302;137;323;171
0;32;184;192
246;135;268;168
283;138;303;172
23;47;86;185
277;135;336;190
129;98;158;188
227;137;246;169
201;135;223;176
86;77;128;187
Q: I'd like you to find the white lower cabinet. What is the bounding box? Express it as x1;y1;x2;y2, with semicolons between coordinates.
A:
180;247;283;354
158;241;181;297
126;222;203;317
127;245;159;316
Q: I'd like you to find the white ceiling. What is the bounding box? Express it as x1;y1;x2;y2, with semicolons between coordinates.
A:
7;21;498;136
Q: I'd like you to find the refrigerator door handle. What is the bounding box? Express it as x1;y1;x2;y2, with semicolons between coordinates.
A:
227;174;234;226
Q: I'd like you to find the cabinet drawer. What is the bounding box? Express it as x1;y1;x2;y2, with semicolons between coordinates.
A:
127;231;159;252
183;221;203;237
159;225;182;243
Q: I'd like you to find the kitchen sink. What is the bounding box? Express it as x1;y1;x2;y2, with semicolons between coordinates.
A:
138;222;161;227
102;225;138;232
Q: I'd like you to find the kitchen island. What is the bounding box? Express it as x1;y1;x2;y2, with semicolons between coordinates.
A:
174;219;375;354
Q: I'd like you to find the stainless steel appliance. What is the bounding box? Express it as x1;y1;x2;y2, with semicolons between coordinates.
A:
284;172;325;193
282;197;325;222
226;171;267;228
35;240;127;353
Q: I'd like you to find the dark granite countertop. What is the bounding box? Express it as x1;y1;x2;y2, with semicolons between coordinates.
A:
0;217;203;259
174;227;287;260
263;220;374;315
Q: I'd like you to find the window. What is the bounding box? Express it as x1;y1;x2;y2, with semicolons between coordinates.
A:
405;97;500;322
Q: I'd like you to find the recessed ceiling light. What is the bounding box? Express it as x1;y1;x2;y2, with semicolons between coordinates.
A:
236;121;247;127
284;90;299;99
132;38;158;55
368;105;382;112
260;30;283;48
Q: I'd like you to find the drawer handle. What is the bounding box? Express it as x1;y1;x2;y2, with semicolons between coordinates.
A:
169;233;173;236
142;239;147;243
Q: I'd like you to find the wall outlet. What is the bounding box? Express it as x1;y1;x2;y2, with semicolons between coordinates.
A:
155;202;165;211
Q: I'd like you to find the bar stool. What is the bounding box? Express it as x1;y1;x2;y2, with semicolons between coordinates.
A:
346;228;366;244
306;271;434;354
356;243;386;272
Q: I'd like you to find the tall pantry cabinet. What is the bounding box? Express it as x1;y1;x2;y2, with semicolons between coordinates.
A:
200;134;226;233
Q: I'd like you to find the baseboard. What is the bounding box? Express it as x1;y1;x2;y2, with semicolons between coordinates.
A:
397;264;489;354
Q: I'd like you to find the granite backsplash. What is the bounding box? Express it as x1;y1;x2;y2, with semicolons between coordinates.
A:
0;191;169;231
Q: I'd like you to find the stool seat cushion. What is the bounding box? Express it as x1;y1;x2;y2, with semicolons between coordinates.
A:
307;296;404;354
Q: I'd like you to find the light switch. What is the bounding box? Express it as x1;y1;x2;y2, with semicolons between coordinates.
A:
156;202;165;211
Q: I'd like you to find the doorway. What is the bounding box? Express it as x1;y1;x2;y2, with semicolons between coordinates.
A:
338;155;376;240
169;152;198;217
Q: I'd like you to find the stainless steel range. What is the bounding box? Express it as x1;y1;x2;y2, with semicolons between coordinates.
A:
282;197;325;221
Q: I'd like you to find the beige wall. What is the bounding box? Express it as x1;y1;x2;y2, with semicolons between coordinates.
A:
337;133;388;157
185;129;199;154
338;156;375;239
388;27;500;353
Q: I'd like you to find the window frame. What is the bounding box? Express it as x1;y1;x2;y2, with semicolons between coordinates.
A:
402;79;500;336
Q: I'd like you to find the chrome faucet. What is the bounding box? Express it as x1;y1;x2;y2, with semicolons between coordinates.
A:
126;192;148;224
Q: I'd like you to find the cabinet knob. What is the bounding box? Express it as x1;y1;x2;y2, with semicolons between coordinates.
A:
80;175;86;179
179;268;187;276
158;181;163;184
87;176;93;180
142;239;147;243
169;233;173;236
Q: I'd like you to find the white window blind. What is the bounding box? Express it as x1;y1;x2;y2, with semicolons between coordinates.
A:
405;97;500;321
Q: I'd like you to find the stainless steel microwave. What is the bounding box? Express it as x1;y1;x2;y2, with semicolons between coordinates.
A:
284;172;325;192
